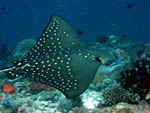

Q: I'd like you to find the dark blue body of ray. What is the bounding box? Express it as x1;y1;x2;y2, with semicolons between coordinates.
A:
5;15;101;98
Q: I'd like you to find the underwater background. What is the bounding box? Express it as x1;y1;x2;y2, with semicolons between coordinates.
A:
0;0;150;113
0;0;150;46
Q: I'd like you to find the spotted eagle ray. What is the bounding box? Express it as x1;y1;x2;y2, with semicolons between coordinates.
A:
0;15;104;98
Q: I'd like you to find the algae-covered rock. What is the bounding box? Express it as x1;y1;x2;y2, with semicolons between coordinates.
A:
4;38;36;66
0;104;14;113
108;35;119;44
69;103;150;113
13;38;36;58
0;71;6;79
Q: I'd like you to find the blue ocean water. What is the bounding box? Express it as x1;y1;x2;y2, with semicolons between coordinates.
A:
0;0;150;46
0;1;150;112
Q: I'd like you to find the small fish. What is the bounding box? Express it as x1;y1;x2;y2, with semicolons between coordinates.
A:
97;60;125;75
77;29;83;36
127;3;134;9
0;15;104;98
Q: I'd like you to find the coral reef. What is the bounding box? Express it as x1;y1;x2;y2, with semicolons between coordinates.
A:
96;35;108;44
69;103;150;113
142;43;150;58
108;35;119;44
13;38;36;58
3;38;36;68
0;35;150;112
2;83;15;94
121;58;150;100
81;89;102;109
100;84;140;107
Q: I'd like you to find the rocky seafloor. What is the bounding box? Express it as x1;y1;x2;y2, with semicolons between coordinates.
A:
0;35;150;113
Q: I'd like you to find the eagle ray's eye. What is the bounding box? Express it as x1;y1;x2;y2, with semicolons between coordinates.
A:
96;57;102;63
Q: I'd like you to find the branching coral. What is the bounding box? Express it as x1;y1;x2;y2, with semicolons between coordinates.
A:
121;58;150;100
101;85;139;107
